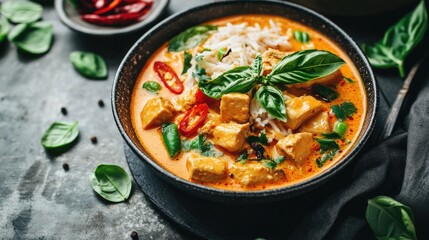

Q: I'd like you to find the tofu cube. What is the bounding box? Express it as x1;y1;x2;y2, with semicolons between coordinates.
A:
140;96;176;129
176;86;198;112
262;48;291;75
230;162;285;186
285;96;322;130
220;93;250;123
292;70;341;88
301;111;331;134
201;112;222;136
213;122;249;153
276;132;313;163
186;155;227;183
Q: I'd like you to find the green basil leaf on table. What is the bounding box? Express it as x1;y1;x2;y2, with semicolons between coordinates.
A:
142;81;161;93
366;196;417;240
312;85;339;102
255;85;287;122
1;1;43;24
293;30;310;43
161;123;181;158
267;50;345;84
331;101;357;121
182;51;192;74
90;164;132;203
362;0;427;77
41;121;79;149
168;25;218;52
0;17;10;43
69;51;108;79
8;21;53;54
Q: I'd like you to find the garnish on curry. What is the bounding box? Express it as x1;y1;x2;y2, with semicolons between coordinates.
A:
130;15;366;191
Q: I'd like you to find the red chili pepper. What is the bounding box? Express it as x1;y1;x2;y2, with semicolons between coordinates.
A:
81;11;143;25
195;88;214;105
153;61;184;94
114;1;148;14
179;104;209;137
93;0;122;15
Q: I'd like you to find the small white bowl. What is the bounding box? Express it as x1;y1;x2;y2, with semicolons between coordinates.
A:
55;0;170;36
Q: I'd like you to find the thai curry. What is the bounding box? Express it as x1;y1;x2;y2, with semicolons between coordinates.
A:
130;15;366;191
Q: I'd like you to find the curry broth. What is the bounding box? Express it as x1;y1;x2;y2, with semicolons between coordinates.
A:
130;15;366;191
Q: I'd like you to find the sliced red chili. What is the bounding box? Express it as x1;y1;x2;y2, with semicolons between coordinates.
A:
195;88;214;105
81;12;143;26
93;0;122;15
179;104;209;137
154;61;184;94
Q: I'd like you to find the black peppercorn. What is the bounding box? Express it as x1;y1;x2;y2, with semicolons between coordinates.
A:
63;163;69;171
61;107;68;115
98;99;105;108
90;136;98;144
130;231;138;240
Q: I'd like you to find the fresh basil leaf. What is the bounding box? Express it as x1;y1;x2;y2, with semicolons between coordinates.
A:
316;138;339;153
182;51;192;75
192;65;211;82
264;157;285;169
267;50;345;84
168;25;218;52
251;54;263;75
8;22;53;55
255;85;287;122
0;18;10;43
343;76;355;83
70;51;108;79
142;81;161;93
182;134;223;157
331;101;357;121
41;121;79;149
293;30;310;43
366;196;417;240
316;149;338;168
312;85;339;102
90;164;132;203
322;132;342;139
362;1;427;77
247;130;268;145
1;1;43;24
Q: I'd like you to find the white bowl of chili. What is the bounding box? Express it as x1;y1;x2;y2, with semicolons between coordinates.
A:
55;0;169;36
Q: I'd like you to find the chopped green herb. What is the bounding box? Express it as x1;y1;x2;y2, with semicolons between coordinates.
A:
181;51;192;75
182;134;223;157
343;76;355;83
247;130;268;145
237;151;248;163
316;149;338;168
192;64;211;82
316;138;339;168
142;81;161;93
331;101;357;121
312;85;339;102
322;132;342;139
264;156;285;169
293;30;310;43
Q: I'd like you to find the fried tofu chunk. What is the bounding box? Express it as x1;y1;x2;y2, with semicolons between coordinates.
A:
292;70;342;89
230;162;285;186
262;48;291;75
213;122;250;153
285;96;322;130
187;155;227;183
176;86;198;112
220;93;250;123
201;112;222;136
301;111;330;134
140;97;176;129
276;132;313;163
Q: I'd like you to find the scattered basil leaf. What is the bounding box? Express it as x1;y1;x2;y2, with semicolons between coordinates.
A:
161;123;181;158
251;54;263;76
168;25;218;52
142;81;161;93
90;164;132;203
182;51;192;75
1;1;43;24
192;64;211;82
237;151;248;163
322;132;342;139
293;30;310;43
343;76;355;83
331;101;357;121
0;18;10;43
267;50;345;84
41;121;79;149
366;196;417;240
362;1;427;77
316;138;339;167
8;21;53;55
70;51;108;79
247;130;268;145
264;156;285;169
316;149;338;168
255;85;287;122
182;134;223;157
312;85;339;102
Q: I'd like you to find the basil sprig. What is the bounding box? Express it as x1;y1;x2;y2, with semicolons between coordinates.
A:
198;50;344;121
366;196;417;240
90;164;132;203
362;0;427;77
168;25;218;52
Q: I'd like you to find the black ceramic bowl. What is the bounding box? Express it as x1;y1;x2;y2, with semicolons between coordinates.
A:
112;0;378;202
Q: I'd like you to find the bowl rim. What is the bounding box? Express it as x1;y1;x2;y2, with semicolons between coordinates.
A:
54;0;170;36
112;0;378;200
